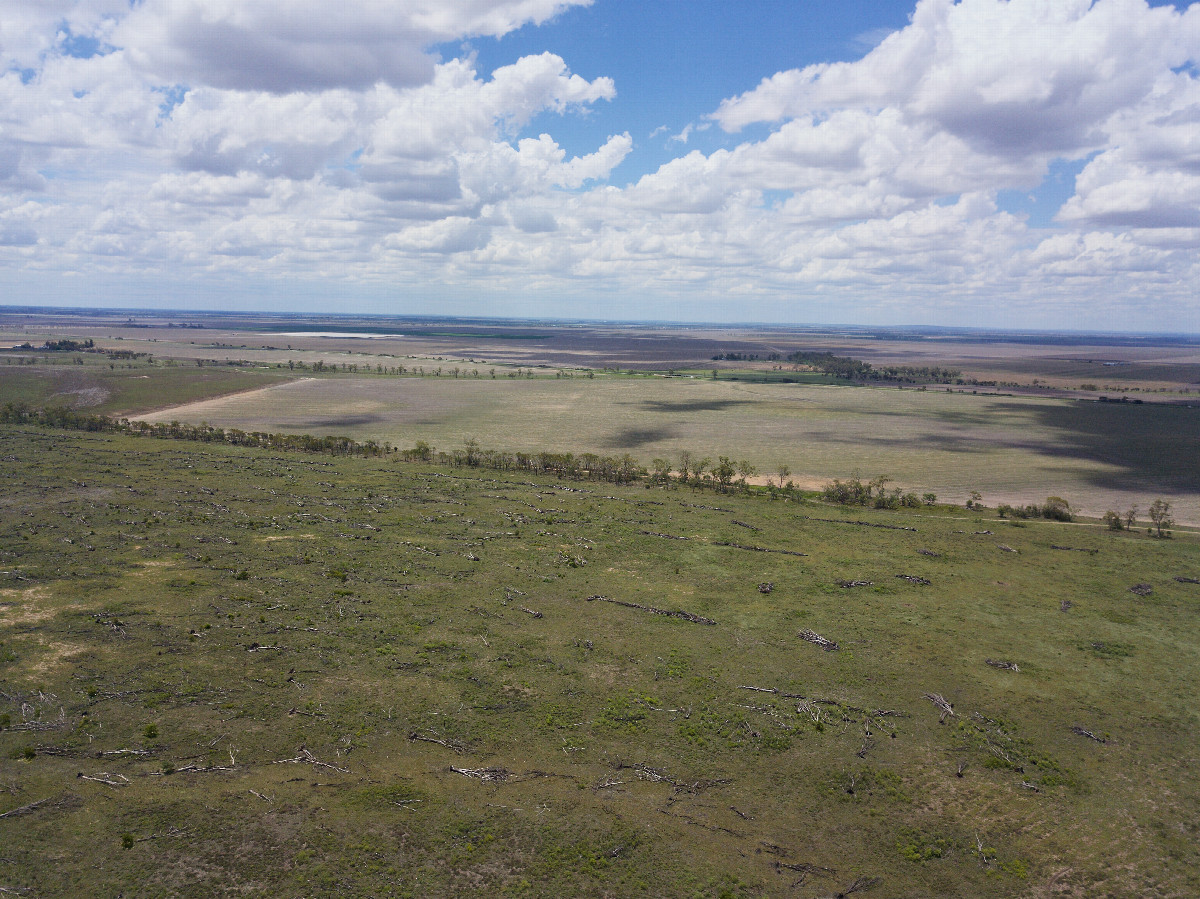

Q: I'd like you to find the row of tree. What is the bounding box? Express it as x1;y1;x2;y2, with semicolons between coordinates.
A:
0;403;1179;529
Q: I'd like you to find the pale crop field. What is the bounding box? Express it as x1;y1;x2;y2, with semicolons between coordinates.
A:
139;374;1200;523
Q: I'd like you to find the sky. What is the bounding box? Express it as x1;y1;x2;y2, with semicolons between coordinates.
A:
2;0;1200;332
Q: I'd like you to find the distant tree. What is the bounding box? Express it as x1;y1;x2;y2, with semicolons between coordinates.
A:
966;490;982;510
677;450;693;485
776;464;791;489
736;460;757;490
463;437;480;467
651;458;672;483
922;492;937;506
1148;499;1173;538
1124;505;1139;530
713;456;736;491
1102;510;1124;531
690;457;711;487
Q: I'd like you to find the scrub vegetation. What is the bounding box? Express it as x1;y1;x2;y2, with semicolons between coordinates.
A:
1;423;1198;897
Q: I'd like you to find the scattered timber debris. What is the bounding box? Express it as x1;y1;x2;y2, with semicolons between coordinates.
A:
996;544;1017;553
799;629;839;652
1060;600;1074;612
519;606;543;619
586;595;716;626
895;575;930;585
838;580;873;588
76;772;129;787
1176;576;1200;585
1019;781;1041;793
1128;583;1153;596
975;530;994;535
732;520;761;532
985;659;1019;672
409;732;466;753
730;806;754;820
712;540;806;556
680;502;734;512
917;549;941;557
0;797;52;819
641;530;688;540
273;747;349;774
757;582;774;594
923;692;955;723
1051;545;1099;555
449;766;510;783
956;760;967;778
806;517;916;532
1071;725;1107;744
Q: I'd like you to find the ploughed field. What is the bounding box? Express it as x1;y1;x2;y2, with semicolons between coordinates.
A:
138;373;1200;524
1;426;1198;897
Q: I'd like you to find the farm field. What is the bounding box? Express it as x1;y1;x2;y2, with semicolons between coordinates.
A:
1;426;1197;897
136;373;1200;525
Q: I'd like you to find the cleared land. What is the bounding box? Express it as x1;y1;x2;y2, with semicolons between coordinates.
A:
1;426;1198;897
138;374;1200;524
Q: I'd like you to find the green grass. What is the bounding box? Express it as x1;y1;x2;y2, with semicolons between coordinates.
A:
1;425;1198;897
0;359;296;416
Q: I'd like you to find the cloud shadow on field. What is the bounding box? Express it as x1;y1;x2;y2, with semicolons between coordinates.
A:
602;426;678;449
637;400;752;414
298;414;383;429
983;400;1200;492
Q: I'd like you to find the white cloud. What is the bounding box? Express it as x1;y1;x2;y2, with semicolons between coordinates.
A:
114;0;592;92
1;0;1199;329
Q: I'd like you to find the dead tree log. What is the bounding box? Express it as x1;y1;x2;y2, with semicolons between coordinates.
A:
923;692;955;723
586;595;715;626
1071;725;1106;744
985;659;1019;672
799;629;839;652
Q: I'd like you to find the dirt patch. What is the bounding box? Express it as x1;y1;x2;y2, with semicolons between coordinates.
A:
21;638;87;677
0;587;63;626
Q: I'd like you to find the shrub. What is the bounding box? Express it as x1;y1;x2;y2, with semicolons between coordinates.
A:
1102;510;1123;530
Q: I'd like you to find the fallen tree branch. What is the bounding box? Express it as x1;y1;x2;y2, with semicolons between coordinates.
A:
409;732;466;754
0;798;49;820
985;659;1019;672
895;574;930;585
76;772;129;787
586;595;715;626
1071;725;1106;744
799;629;839;652
923;692;955;723
449;765;511;783
273;748;349;774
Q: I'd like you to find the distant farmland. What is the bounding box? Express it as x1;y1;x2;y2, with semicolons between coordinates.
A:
139;375;1200;524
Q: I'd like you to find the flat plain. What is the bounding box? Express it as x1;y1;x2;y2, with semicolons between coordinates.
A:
1;425;1198;897
135;373;1200;524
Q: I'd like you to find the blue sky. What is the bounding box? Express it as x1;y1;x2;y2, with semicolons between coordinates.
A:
1;1;1199;332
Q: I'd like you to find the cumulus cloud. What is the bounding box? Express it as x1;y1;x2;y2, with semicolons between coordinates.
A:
115;0;593;92
1;0;1199;328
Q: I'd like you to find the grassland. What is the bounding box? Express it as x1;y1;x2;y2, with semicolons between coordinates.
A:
136;373;1200;524
2;425;1198;897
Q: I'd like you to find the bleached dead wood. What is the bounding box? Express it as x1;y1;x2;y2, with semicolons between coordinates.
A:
0;798;49;820
273;747;349;774
1071;725;1106;744
923;692;954;723
76;772;129;787
409;732;466;753
799;629;839;651
985;659;1019;672
586;595;715;626
895;575;930;585
449;765;510;783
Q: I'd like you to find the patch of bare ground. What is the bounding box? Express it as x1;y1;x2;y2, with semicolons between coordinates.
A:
0;587;68;626
20;638;87;677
